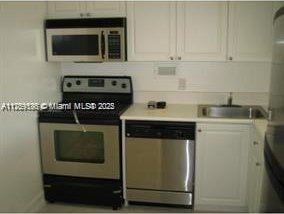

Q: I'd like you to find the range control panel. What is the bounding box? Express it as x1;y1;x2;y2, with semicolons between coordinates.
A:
63;76;132;94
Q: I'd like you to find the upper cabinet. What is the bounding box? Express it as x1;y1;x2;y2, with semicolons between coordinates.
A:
228;2;273;62
47;2;85;18
85;2;125;17
126;2;176;61
127;1;227;61
127;1;273;62
176;2;228;61
47;1;126;18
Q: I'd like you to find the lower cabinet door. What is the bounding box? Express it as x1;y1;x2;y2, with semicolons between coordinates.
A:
195;123;250;212
248;128;265;212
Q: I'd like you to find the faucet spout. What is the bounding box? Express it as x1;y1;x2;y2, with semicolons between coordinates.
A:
227;92;233;106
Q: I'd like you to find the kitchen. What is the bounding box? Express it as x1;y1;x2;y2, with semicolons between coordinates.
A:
0;1;283;213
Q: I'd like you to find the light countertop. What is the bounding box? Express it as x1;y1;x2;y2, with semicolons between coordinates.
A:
121;103;256;124
121;103;198;122
254;119;268;140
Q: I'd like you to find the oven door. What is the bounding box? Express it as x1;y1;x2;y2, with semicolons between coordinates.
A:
39;123;120;179
46;28;103;62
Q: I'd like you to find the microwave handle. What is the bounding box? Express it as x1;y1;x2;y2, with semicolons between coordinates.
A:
101;31;105;59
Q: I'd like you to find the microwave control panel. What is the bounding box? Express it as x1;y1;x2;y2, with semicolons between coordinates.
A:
108;33;122;60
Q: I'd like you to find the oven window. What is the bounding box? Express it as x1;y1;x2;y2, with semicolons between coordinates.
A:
52;35;99;55
54;130;104;163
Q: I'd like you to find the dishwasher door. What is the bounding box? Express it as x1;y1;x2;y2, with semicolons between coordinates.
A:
125;137;194;192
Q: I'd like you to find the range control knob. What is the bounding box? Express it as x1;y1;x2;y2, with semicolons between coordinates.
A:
66;82;72;88
121;83;127;88
112;80;117;86
76;80;81;85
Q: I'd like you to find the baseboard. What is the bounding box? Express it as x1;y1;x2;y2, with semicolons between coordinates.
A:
23;191;46;213
194;204;248;213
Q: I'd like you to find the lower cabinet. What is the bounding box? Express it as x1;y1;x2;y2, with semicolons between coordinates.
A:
195;123;251;212
247;125;265;212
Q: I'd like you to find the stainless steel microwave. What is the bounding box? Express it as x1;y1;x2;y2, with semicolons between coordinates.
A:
45;18;126;62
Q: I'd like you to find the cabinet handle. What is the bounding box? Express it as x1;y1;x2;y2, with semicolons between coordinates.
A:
197;129;202;132
253;141;259;145
80;13;84;17
86;12;91;17
170;56;174;60
101;31;105;59
228;56;233;61
256;162;261;166
178;56;182;60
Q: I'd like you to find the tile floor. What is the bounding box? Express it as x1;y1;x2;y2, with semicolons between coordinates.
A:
39;202;192;213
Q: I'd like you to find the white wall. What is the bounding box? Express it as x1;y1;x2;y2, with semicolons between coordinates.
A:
0;2;61;212
62;61;270;106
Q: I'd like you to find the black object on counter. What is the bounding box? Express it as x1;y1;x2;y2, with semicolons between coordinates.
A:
157;101;166;109
147;101;167;109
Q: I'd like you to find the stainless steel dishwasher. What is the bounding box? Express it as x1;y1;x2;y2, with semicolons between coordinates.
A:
125;120;196;206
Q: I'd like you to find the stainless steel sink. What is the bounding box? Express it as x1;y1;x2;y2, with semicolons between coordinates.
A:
198;105;267;119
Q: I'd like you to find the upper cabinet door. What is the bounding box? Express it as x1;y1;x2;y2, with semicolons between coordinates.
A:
47;1;125;18
126;2;176;61
47;1;86;18
85;1;126;17
177;2;228;61
228;2;273;62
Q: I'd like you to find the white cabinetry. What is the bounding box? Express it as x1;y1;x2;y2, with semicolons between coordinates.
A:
228;2;273;62
248;126;265;212
177;2;228;61
127;2;273;62
195;123;250;212
127;1;227;61
126;2;176;61
47;1;125;18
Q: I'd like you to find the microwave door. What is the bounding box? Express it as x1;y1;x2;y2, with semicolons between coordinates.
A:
46;28;103;62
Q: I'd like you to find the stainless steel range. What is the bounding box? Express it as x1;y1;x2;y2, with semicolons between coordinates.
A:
38;76;133;209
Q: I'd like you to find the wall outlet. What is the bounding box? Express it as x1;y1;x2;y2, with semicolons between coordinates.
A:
178;78;186;90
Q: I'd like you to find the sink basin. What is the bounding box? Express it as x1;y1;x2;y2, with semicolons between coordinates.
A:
198;105;267;119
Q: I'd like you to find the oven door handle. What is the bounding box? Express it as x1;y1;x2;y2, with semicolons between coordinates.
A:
73;110;86;132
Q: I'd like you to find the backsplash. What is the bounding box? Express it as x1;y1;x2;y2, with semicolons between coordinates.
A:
61;61;270;106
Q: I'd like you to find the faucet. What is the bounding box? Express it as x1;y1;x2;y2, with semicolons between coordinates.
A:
227;92;233;106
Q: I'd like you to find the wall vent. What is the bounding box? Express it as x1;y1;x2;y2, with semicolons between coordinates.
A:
157;66;176;76
154;62;178;78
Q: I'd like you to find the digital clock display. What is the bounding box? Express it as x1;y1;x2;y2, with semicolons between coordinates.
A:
88;79;104;87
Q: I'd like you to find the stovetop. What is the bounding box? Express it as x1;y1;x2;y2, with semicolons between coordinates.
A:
38;76;133;124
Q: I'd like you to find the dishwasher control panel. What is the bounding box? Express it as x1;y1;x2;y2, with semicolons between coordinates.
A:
125;120;195;140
